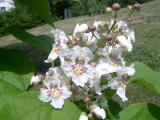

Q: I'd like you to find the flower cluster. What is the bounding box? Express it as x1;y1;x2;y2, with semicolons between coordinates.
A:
30;3;137;120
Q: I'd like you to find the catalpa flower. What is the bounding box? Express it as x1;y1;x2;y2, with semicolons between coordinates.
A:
108;76;128;102
107;65;135;102
61;46;96;87
96;57;125;77
39;83;72;109
45;29;69;63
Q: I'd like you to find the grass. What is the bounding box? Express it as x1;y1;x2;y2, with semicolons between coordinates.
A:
0;0;160;107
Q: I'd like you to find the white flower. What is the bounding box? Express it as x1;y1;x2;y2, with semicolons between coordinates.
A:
93;21;102;30
51;29;69;44
108;77;128;102
96;58;124;77
30;75;41;85
91;105;106;119
126;28;135;43
43;67;69;88
116;35;132;52
71;45;94;62
45;29;69;63
82;32;100;52
39;84;72;109
61;46;96;87
117;64;135;76
79;113;88;120
73;23;89;36
45;43;69;63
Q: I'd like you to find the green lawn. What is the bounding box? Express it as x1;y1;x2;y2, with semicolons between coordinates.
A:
1;0;160;107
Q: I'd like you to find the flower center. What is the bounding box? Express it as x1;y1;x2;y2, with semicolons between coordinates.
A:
73;64;86;75
51;89;61;99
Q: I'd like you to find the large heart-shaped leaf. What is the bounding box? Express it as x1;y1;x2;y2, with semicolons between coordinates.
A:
0;48;33;74
0;91;81;120
0;80;22;96
7;25;54;54
131;62;160;93
0;71;32;91
18;0;54;26
119;103;160;120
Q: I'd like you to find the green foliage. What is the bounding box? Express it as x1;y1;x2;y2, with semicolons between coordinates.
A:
0;2;44;37
131;62;160;94
119;103;160;120
0;71;32;91
0;48;33;74
7;25;54;54
0;92;81;120
18;0;54;26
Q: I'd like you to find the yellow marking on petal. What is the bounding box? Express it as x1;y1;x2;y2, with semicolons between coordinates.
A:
51;89;61;99
111;63;117;67
52;48;60;53
73;68;78;75
121;84;126;88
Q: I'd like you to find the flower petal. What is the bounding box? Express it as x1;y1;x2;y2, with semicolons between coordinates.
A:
50;97;64;109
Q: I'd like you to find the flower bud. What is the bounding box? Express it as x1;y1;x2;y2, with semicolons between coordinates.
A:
79;112;88;120
83;96;90;103
105;34;113;41
112;3;121;11
133;3;141;11
87;113;93;118
88;24;96;32
30;75;43;85
90;104;106;119
128;5;133;10
106;7;112;13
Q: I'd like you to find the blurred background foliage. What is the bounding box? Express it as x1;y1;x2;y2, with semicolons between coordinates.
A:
0;0;154;37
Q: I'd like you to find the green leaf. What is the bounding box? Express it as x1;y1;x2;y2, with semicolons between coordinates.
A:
0;48;33;74
7;25;54;54
0;71;33;91
108;100;122;118
0;80;22;96
131;62;160;93
18;0;54;26
119;103;160;120
0;91;81;120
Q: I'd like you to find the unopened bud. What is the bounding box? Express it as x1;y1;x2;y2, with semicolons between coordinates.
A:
106;7;112;13
83;96;90;103
90;104;106;119
133;3;141;11
105;34;113;41
79;112;88;120
87;113;93;118
128;5;133;10
112;3;121;11
30;75;42;85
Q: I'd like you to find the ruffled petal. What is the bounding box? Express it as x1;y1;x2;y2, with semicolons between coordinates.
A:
50;97;64;109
